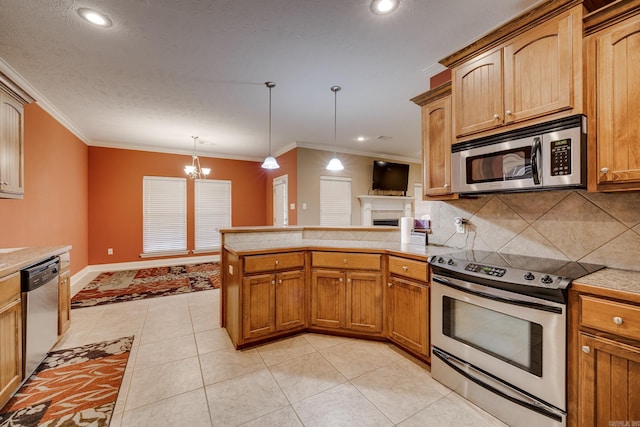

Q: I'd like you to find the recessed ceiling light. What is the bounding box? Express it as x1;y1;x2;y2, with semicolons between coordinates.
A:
357;136;366;142
78;8;112;27
371;0;399;15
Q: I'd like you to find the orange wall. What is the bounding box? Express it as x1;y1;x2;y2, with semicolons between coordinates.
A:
264;148;298;225
88;147;268;264
0;104;89;275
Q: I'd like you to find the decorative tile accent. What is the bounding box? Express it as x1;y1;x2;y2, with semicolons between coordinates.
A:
532;193;626;260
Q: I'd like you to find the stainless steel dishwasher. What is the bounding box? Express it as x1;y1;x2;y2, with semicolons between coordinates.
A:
20;256;59;379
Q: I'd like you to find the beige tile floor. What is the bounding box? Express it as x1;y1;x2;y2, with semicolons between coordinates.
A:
56;288;507;427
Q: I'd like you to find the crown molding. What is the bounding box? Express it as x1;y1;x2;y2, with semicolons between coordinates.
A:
0;56;90;144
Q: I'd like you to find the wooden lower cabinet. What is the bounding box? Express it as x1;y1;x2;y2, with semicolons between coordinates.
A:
578;333;640;426
0;273;23;409
310;269;384;335
58;269;71;336
242;270;305;341
387;276;429;358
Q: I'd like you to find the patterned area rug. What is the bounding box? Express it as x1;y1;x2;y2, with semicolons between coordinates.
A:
71;262;220;309
0;336;133;427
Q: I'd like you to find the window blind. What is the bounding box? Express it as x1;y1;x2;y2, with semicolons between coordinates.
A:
142;176;187;256
320;176;351;226
195;179;231;251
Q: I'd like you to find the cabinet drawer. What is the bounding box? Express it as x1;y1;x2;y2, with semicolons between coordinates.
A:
312;252;381;270
580;295;640;340
388;256;429;282
0;273;20;307
244;252;305;274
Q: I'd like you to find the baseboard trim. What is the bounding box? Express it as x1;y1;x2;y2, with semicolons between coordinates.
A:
70;254;221;296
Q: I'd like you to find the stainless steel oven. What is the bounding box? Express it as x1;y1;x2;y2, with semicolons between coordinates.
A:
429;251;604;427
451;115;586;195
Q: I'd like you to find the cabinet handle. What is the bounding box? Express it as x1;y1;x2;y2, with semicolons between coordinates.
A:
271;280;275;285
582;346;591;354
613;316;623;325
275;259;279;265
493;113;500;120
402;266;408;271
387;282;392;287
444;183;449;188
505;110;512;116
347;278;351;283
278;279;282;284
343;258;347;264
339;277;343;282
601;167;609;174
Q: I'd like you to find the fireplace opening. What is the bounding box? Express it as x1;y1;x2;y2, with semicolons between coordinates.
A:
373;219;399;226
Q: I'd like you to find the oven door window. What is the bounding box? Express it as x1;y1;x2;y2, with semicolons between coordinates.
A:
466;146;532;184
442;296;542;377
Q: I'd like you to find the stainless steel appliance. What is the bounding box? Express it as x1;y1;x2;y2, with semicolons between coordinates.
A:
429;251;604;427
451;115;586;195
20;257;59;380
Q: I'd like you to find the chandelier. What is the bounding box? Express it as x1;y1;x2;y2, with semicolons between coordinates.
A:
184;136;211;179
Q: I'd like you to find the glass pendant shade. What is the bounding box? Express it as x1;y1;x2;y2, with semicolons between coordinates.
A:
184;137;210;179
262;82;280;170
326;157;344;171
261;156;280;169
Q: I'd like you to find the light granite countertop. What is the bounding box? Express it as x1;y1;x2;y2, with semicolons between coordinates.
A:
573;267;640;302
0;246;72;278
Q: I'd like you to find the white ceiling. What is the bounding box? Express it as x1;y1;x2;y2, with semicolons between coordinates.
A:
0;0;540;162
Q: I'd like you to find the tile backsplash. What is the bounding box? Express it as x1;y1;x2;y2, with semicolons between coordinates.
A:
424;190;640;271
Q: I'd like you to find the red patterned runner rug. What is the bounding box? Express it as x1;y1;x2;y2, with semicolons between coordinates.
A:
71;262;220;309
0;336;133;427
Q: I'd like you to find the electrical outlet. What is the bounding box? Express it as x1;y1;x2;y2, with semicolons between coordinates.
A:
107;248;113;255
454;217;466;234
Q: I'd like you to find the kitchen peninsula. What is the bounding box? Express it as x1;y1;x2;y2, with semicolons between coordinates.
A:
220;226;455;362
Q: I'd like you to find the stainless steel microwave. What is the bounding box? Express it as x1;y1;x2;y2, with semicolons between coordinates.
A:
451;115;587;195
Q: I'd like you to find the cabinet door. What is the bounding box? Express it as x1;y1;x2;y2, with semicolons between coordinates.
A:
58;270;71;336
345;271;383;334
0;92;24;197
275;270;305;332
242;273;276;340
0;274;22;408
503;9;574;124
388;276;429;356
422;95;453;196
453;49;503;137
594;15;640;187
578;333;640;426
310;270;344;329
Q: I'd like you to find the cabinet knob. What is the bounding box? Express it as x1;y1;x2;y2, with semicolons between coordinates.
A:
613;316;623;325
271;280;275;285
279;279;283;284
493;113;500;120
601;167;609;174
505;110;512;116
347;278;351;283
582;345;591;354
339;277;343;282
275;259;279;265
444;183;449;188
402;266;408;271
343;258;347;264
387;282;392;287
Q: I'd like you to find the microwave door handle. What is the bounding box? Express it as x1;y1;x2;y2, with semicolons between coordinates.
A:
531;137;542;185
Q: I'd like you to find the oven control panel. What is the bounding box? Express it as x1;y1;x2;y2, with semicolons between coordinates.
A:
464;263;506;277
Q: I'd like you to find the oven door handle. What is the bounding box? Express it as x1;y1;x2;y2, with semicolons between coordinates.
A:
432;347;565;422
432;275;563;314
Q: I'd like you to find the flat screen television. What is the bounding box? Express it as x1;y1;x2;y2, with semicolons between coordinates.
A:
372;160;409;194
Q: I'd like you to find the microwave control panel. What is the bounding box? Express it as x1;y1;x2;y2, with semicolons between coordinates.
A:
550;139;572;176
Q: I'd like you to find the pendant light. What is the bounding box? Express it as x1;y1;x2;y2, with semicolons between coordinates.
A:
261;81;280;169
184;136;211;179
326;85;344;171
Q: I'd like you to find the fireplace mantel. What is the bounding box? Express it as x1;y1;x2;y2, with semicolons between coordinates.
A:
357;195;413;226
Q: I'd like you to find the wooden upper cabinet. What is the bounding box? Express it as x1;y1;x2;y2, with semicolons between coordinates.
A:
503;9;574;124
448;3;583;139
589;12;640;189
423;94;453;196
453;49;503;136
0;91;25;198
